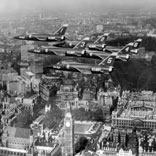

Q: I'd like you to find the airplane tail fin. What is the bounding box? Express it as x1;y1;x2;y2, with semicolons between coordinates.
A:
119;38;142;54
54;24;69;36
73;37;90;50
119;44;132;54
98;52;118;66
132;38;142;49
94;33;109;44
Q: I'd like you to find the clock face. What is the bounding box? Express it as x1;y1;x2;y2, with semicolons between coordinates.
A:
65;121;71;127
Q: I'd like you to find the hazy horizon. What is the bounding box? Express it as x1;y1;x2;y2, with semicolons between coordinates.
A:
0;0;156;15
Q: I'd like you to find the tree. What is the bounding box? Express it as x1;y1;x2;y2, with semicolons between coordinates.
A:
75;136;88;154
73;108;90;121
90;107;104;122
43;105;63;129
106;35;156;51
110;56;156;92
150;54;156;68
15;110;33;128
33;96;45;120
72;107;104;122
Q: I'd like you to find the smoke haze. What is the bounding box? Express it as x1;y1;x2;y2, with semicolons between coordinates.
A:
0;0;156;14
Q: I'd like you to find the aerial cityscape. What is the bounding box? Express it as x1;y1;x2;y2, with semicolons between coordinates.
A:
1;0;156;156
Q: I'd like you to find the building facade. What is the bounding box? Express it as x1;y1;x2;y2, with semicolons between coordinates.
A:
112;93;156;130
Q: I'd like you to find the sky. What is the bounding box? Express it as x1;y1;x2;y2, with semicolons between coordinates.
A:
0;0;156;14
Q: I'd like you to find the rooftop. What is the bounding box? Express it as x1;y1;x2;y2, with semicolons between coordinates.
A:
114;91;156;120
4;126;32;139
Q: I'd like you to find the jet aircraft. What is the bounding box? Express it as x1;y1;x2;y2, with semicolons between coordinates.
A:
28;37;90;55
45;53;118;75
86;33;109;51
28;34;108;55
14;24;68;42
104;38;142;54
52;32;108;49
65;38;142;61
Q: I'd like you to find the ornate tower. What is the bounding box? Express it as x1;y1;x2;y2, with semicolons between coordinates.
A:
63;103;74;156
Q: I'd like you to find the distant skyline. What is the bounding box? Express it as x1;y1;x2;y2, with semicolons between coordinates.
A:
0;0;156;14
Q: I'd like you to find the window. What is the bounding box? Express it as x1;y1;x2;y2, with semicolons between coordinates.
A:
66;149;71;154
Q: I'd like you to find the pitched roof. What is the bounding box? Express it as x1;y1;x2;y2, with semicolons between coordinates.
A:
15;127;31;138
5;126;31;139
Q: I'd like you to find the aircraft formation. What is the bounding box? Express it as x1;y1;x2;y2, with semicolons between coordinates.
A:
14;24;143;75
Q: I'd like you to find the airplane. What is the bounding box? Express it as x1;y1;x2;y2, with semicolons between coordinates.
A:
104;38;142;54
65;38;143;61
86;33;109;51
14;24;68;42
53;33;109;50
28;37;91;55
45;52;118;75
28;34;108;55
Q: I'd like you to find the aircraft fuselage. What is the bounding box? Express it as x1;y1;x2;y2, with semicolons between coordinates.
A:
14;34;65;42
46;61;112;74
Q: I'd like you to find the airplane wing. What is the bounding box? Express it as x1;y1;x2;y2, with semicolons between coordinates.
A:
47;47;71;52
44;49;66;56
105;46;120;52
88;53;105;60
74;67;92;74
83;50;107;60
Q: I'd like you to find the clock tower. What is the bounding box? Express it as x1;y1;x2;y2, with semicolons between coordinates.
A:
63;111;74;156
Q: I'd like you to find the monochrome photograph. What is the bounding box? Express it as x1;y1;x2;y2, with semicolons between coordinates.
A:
0;0;156;155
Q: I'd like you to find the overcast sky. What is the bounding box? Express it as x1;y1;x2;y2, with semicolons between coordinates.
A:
0;0;156;14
